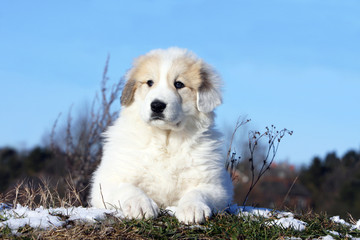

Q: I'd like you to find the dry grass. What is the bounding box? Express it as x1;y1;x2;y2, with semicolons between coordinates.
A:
31;224;144;240
1;176;83;209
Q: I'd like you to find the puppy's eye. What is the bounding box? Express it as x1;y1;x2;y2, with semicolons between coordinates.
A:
146;80;154;87
174;81;185;89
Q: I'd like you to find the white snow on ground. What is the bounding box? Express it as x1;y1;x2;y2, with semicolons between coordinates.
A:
328;230;340;236
330;215;352;227
319;235;335;240
50;206;124;222
0;204;123;234
353;219;360;230
330;215;360;236
229;205;307;231
0;205;63;232
1;203;360;236
271;215;307;231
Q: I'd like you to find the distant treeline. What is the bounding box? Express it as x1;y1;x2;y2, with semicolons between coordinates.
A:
0;147;66;193
1;146;359;218
300;150;360;218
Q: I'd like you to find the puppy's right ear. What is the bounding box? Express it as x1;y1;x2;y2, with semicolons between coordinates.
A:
196;63;222;113
120;79;137;106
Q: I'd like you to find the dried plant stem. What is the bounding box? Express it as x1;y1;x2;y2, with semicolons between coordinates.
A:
226;118;251;161
242;126;293;208
282;175;299;206
100;184;107;209
225;118;250;181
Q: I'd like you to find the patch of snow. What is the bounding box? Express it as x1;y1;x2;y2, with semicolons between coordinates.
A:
330;216;351;227
328;230;354;239
319;235;335;240
0;204;122;233
240;207;274;218
328;230;339;236
271;215;307;231
0;205;63;234
50;207;124;222
352;219;360;230
228;204;274;216
231;205;307;231
328;216;360;238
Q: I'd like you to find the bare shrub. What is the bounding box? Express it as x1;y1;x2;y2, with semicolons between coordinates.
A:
226;120;293;207
50;56;124;205
243;126;293;206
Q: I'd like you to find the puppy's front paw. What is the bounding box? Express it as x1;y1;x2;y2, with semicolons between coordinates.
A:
122;195;159;219
175;201;212;224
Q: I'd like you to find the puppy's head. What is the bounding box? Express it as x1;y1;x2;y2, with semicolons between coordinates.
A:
120;48;222;130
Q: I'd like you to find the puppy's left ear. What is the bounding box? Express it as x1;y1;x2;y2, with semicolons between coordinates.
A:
120;79;137;106
120;66;139;106
197;63;222;113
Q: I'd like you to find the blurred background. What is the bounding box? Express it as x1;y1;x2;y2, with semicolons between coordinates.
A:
1;0;359;218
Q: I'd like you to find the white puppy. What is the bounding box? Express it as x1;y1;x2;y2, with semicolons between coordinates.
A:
90;48;233;223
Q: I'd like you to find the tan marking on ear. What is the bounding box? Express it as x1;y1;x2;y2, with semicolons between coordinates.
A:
120;79;137;106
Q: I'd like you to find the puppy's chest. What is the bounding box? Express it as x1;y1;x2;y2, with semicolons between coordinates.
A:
139;151;195;186
136;150;201;206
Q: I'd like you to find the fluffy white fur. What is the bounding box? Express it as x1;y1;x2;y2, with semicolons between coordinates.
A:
90;48;233;223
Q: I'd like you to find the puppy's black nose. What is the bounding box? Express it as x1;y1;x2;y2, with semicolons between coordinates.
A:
151;100;167;113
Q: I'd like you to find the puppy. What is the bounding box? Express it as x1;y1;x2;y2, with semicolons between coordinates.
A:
90;48;233;223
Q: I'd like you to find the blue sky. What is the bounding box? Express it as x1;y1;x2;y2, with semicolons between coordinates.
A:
1;0;359;165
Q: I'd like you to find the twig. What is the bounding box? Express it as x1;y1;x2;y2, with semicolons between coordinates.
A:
225;118;250;181
100;184;107;209
282;175;299;206
226;118;250;160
